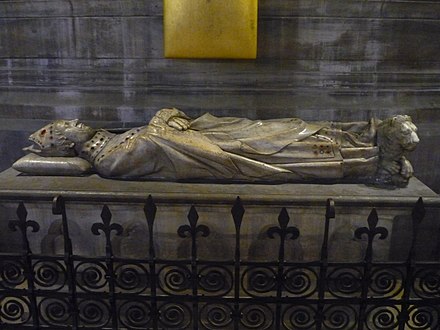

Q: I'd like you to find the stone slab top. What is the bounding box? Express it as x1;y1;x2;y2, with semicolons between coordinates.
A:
0;168;438;207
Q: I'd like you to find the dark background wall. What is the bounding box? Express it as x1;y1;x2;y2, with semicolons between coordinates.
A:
1;0;439;192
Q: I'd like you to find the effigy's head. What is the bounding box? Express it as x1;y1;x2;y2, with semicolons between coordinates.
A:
381;115;419;151
25;120;96;156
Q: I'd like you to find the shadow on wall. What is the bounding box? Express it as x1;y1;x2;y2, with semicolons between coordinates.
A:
0;130;30;173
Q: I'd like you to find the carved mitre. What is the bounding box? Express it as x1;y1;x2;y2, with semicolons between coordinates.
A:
25;121;76;157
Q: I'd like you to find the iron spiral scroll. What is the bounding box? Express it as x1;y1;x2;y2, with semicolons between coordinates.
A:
0;196;438;329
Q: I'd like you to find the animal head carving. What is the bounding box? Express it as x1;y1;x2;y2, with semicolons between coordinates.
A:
379;115;419;152
375;115;419;187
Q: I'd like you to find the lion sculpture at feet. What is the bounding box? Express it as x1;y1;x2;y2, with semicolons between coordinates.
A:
376;115;419;187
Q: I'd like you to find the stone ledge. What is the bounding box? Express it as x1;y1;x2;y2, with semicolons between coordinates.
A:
0;168;438;207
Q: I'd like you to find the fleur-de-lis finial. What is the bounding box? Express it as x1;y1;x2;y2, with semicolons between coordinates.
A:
9;202;40;253
10;203;40;235
177;206;210;239
355;208;388;240
91;205;123;236
267;208;299;241
91;205;123;255
354;208;388;262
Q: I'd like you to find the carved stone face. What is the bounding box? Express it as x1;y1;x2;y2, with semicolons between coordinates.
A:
54;120;96;144
25;120;96;157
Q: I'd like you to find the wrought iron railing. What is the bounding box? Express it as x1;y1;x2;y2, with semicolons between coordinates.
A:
0;195;439;329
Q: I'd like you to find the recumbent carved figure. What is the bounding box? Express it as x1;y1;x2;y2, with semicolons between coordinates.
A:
13;108;419;187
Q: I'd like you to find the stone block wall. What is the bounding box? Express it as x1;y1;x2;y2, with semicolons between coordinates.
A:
0;0;439;191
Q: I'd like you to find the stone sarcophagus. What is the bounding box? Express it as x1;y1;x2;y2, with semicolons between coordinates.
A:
0;167;439;329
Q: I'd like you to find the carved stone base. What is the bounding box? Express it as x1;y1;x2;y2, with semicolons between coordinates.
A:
0;168;438;262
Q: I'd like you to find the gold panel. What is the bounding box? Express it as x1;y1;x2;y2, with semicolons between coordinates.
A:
164;0;258;59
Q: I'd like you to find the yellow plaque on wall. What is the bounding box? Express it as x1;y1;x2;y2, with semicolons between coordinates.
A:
164;0;258;59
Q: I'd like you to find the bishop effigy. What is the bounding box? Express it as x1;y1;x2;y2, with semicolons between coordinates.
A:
14;108;419;187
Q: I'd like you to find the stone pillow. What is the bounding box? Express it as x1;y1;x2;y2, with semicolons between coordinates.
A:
12;153;94;176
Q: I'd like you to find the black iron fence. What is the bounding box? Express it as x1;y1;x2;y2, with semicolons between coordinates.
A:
0;195;439;329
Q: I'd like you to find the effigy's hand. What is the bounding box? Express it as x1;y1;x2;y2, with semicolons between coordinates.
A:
168;116;190;131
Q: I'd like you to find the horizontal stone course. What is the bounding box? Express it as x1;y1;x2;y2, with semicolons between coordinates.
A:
2;0;440;20
2;16;440;60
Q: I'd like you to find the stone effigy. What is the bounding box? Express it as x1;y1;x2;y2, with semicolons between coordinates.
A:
13;108;419;187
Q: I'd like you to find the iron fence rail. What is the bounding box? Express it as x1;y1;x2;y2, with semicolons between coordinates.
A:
0;195;438;329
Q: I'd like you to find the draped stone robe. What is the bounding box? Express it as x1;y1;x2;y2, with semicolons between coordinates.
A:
93;109;378;181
